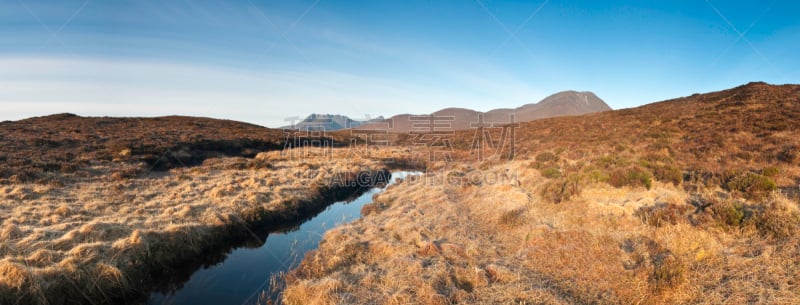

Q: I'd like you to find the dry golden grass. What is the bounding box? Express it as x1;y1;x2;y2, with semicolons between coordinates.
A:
0;147;406;305
284;159;800;304
5;83;800;304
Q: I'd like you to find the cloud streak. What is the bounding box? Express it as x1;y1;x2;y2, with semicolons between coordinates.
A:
2;1;796;126
0;56;541;127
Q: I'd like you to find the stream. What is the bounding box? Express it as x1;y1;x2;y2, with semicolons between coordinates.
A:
147;171;420;305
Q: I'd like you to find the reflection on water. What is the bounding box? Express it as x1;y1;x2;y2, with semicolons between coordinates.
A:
148;171;419;305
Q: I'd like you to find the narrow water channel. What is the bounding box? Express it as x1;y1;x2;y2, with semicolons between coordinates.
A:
147;171;420;305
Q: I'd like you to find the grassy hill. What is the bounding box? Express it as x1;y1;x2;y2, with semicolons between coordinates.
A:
284;82;800;305
441;82;800;189
0;114;354;185
1;82;798;305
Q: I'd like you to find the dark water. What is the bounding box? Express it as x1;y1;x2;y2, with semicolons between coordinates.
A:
148;171;419;305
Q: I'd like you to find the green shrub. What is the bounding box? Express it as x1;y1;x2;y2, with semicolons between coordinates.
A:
760;166;780;177
597;154;630;169
535;152;559;163
638;155;681;186
540;167;562;179
586;170;610;183
711;201;746;227
609;167;653;190
726;172;776;200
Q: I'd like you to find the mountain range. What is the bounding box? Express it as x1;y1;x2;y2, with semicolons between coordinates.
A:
356;90;611;132
284;90;610;132
282;114;384;131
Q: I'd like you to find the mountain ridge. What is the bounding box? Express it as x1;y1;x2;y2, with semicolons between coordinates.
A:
356;90;611;132
282;113;385;131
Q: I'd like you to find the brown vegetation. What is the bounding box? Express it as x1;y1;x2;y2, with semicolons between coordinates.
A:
284;82;800;304
3;82;800;304
284;160;800;305
0;114;359;184
0;145;402;304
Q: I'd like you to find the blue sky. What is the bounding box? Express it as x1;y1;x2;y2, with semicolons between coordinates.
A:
1;0;798;127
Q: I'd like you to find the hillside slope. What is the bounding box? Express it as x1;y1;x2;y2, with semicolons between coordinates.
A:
284;82;800;305
502;82;800;186
0;114;294;184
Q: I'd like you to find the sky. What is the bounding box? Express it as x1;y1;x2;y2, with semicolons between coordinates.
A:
1;0;798;127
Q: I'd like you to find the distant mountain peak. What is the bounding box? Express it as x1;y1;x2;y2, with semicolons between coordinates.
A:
284;113;383;131
512;90;611;121
356;89;612;132
538;91;603;105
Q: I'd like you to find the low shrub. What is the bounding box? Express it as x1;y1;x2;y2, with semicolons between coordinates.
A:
583;168;610;183
735;151;753;161
649;164;683;186
609;167;653;190
641;153;674;164
652;253;685;290
760;166;780;177
499;208;527;227
749;199;800;240
753;209;800;240
623;238;685;291
597;154;631;169
777;146;798;163
539;167;562;179
726;172;776;200
540;174;582;203
535;152;558;163
711;200;747;227
635;203;692;227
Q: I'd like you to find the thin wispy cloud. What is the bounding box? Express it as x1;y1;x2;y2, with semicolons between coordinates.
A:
0;0;798;126
0;56;539;126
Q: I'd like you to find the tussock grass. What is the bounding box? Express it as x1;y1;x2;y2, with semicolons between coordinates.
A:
0;147;405;304
284;160;800;304
285;84;800;304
